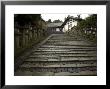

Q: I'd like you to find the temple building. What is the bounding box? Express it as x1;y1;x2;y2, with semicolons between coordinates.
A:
63;18;77;32
47;22;63;34
61;15;82;32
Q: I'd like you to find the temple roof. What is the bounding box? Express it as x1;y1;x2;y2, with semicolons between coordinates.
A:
47;22;63;28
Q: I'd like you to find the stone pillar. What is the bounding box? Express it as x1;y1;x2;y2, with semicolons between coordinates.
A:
14;27;22;58
15;28;22;49
35;29;37;40
22;28;26;47
39;29;41;38
29;29;33;43
25;29;29;47
36;29;39;39
15;35;20;48
31;30;34;41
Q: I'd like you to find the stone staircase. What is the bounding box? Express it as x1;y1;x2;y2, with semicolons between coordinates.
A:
15;34;97;76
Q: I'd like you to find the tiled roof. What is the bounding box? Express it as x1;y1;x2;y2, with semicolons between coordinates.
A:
47;22;63;27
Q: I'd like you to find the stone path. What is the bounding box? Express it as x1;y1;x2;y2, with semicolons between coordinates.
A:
15;34;97;76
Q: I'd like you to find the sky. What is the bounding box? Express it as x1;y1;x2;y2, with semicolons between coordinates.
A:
41;14;89;22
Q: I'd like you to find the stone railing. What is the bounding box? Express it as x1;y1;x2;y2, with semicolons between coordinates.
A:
14;25;47;58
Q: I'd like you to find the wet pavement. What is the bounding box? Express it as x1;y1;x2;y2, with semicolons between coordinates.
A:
15;34;97;76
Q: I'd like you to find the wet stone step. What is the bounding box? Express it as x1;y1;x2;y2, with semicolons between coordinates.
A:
60;54;96;57
54;71;97;76
46;40;90;43
15;34;97;76
29;54;96;58
40;45;97;48
25;58;60;61
15;71;55;76
28;57;59;60
61;57;96;61
44;43;96;47
24;60;96;64
20;62;96;68
16;66;97;73
48;39;84;42
47;39;84;42
49;38;83;40
25;56;96;62
15;70;97;76
32;51;96;55
29;55;59;58
33;49;96;52
44;41;93;45
37;47;96;50
50;36;78;39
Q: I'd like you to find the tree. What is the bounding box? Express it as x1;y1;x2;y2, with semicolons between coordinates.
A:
14;14;41;26
47;19;52;23
85;14;97;28
53;19;63;23
77;14;97;29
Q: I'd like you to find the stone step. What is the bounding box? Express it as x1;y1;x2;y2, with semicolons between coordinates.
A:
41;45;96;47
44;41;94;45
50;36;79;39
29;55;59;58
24;60;96;63
47;39;84;42
48;39;84;42
40;45;96;48
49;38;83;41
54;71;97;76
15;70;97;76
60;54;96;57
33;49;96;52
32;51;96;55
20;61;96;68
25;57;96;62
44;43;96;46
15;34;97;76
15;66;96;75
37;47;96;50
29;54;96;58
25;58;58;61
61;57;96;61
20;63;96;68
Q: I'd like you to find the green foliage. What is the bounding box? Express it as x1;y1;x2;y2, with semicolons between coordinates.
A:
77;19;86;29
14;14;41;26
67;14;97;43
77;14;97;29
47;19;52;23
85;14;97;28
53;19;63;23
14;14;48;58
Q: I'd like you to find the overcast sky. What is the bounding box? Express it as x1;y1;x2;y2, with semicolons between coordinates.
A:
41;14;89;22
